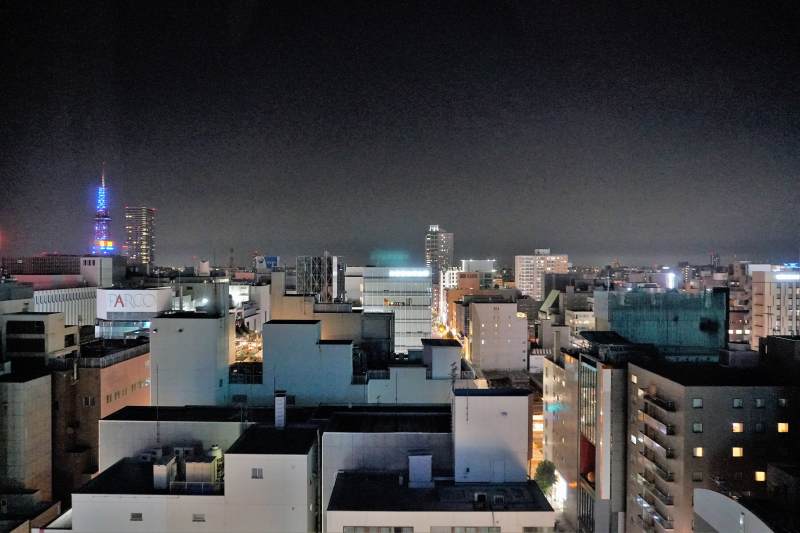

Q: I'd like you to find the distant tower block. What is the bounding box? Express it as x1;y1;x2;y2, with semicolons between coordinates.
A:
92;164;115;255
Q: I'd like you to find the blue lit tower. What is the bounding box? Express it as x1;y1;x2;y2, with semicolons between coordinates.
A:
92;166;115;255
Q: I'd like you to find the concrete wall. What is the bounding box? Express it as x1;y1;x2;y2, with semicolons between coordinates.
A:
98;420;245;472
326;509;555;532
366;366;452;404
150;316;233;406
33;287;96;326
454;393;530;483
469;303;528;371
262;321;364;406
0;374;52;500
224;450;314;532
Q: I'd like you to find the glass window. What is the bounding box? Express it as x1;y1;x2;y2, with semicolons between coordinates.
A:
732;447;744;457
779;398;789;408
732;422;744;433
778;423;789;433
631;374;638;384
692;422;703;433
130;513;143;522
755;422;765;433
732;398;743;408
692;471;703;482
693;447;704;458
251;467;263;479
755;398;766;408
192;514;205;523
692;398;703;408
755;471;766;482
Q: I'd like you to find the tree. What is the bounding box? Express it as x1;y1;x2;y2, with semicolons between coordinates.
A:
534;460;557;494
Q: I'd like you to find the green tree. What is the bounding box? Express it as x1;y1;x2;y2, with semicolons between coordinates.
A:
534;460;557;494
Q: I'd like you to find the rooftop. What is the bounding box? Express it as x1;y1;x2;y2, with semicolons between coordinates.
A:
77;338;148;358
326;412;451;433
75;460;162;495
579;330;632;345
631;360;797;387
0;369;50;383
226;425;317;455
318;339;353;345
155;311;222;319
454;388;531;397
328;472;553;512
266;319;320;324
422;338;461;347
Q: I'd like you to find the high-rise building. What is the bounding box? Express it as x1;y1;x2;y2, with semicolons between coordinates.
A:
91;169;114;256
124;206;156;266
515;249;569;301
425;225;454;320
750;268;800;348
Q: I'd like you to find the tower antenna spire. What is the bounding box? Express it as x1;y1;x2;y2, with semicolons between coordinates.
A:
101;161;106;188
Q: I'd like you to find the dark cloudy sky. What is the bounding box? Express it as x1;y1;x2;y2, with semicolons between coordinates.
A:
2;1;798;267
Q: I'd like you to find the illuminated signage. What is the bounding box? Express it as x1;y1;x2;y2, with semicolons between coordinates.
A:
97;288;171;319
389;269;431;278
776;273;800;281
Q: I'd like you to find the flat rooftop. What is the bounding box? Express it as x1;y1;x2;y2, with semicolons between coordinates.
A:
77;338;149;358
318;339;353;345
454;388;531;397
266;319;320;324
630;361;796;387
326;412;451;433
422;338;462;347
328;472;553;512
155;311;221;319
226;425;316;455
75;460;162;495
580;330;632;345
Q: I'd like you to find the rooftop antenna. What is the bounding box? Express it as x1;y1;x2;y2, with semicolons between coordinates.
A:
100;161;106;188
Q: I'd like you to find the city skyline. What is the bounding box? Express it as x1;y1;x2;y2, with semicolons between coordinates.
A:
2;3;798;266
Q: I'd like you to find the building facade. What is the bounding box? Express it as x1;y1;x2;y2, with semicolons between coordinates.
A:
751;270;800;349
124;206;156;266
515;251;569;301
425;225;454;320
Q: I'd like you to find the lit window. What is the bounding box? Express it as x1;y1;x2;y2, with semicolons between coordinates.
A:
755;471;766;482
692;398;703;408
631;374;638;384
631;434;637;444
693;447;704;458
732;422;744;433
778;423;789;433
732;447;744;457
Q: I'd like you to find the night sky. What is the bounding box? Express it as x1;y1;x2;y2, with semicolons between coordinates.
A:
2;1;798;267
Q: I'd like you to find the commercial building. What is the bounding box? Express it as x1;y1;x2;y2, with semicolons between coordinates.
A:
467;302;528;371
425;225;454;319
149;312;234;406
2;254;125;290
626;361;799;533
123;206;156;266
50;339;151;504
296;253;346;302
751;269;800;349
362;267;432;353
95;287;172;339
515;250;569;301
0;312;79;364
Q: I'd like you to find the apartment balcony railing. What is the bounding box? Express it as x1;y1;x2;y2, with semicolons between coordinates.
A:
650;506;675;531
634;514;657;533
638;449;674;482
641;476;674;506
641;426;675;459
643;393;676;412
638;408;675;436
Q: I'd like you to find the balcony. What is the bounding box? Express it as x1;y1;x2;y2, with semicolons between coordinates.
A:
650;506;674;531
641;427;675;459
635;514;657;533
638;449;674;482
643;393;675;412
638;408;675;436
640;476;674;506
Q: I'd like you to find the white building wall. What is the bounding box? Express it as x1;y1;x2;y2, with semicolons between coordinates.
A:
326;509;555;533
71;493;226;533
33;287;97;326
469;303;528;371
224;452;313;533
366;366;453;404
98;420;246;472
149;316;234;406
454;393;530;483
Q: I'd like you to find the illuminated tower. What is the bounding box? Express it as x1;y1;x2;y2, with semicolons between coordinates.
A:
92;166;115;255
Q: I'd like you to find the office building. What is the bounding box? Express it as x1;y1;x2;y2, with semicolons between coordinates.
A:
296;253;345;302
123;206;156;266
95;287;172;339
50;339;151;504
1;254;125;290
0;312;79;364
626;361;799;533
751;269;800;349
362;267;432;353
467;302;528;371
425;225;454;319
515;250;569;301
